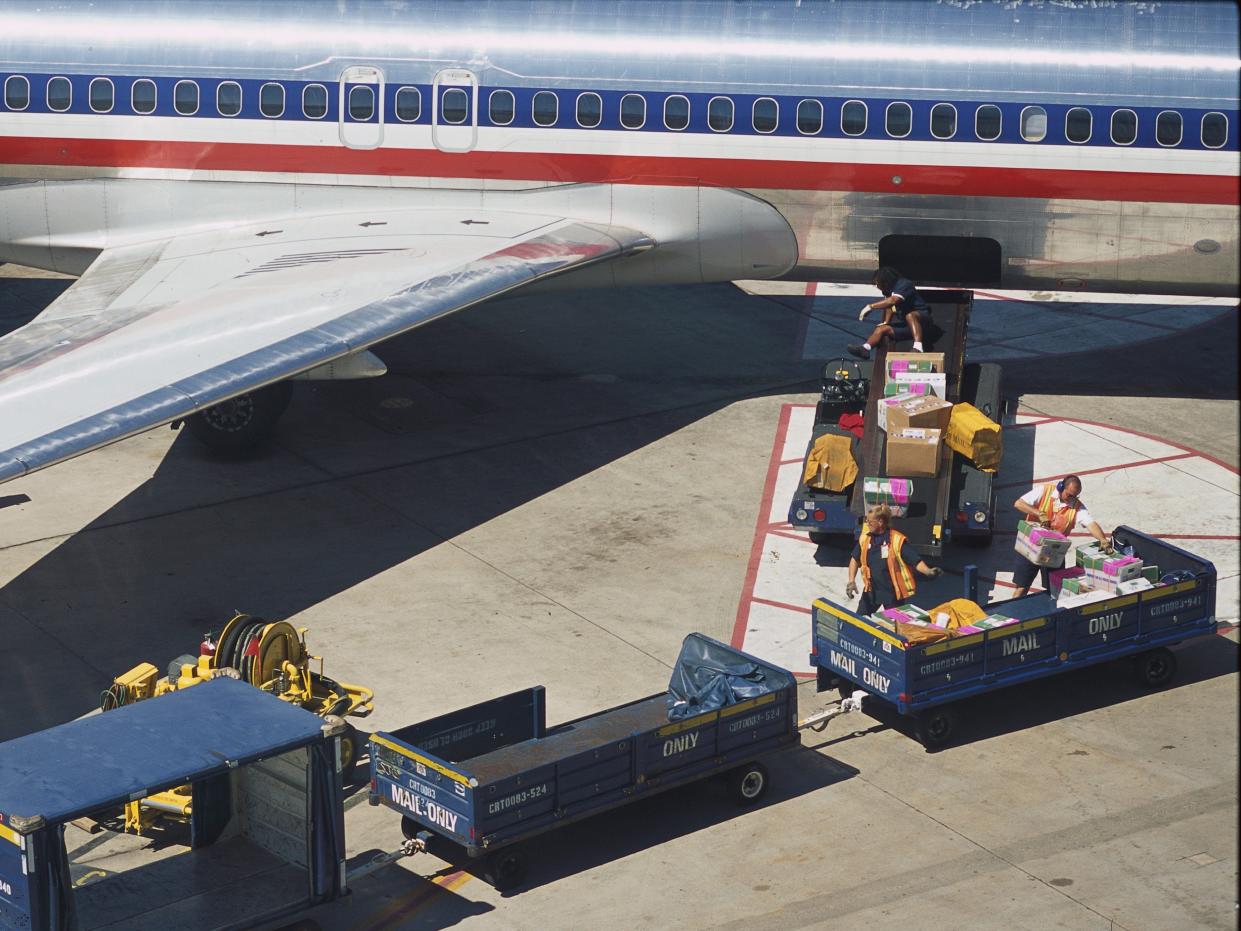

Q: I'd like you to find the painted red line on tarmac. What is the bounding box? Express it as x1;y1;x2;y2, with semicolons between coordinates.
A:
732;404;793;649
779;457;803;465
769;528;815;544
751;596;813;615
1008;418;1057;429
994;452;1197;490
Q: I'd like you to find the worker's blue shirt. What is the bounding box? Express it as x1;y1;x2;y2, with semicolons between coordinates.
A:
852;530;897;606
889;278;929;321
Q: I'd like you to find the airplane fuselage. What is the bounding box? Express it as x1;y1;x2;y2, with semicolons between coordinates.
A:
1;0;1238;296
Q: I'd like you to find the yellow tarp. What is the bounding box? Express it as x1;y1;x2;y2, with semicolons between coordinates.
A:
802;433;859;492
945;403;1003;472
924;598;988;630
896;619;951;645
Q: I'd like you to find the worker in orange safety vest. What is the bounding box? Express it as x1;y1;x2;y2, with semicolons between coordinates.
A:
1011;474;1111;598
845;505;942;615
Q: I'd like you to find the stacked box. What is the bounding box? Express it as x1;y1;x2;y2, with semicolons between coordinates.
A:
863;477;913;516
1084;556;1144;592
1060;576;1093;596
886;428;942;478
888;371;948;398
1048;566;1085;597
883;381;933;397
886;396;954;434
877;392;922;432
1116;577;1154;595
1057;588;1114;609
956;615;1018;635
886;352;945;378
1075;542;1109;570
1015;519;1072;567
879;604;932;625
1141;565;1160;583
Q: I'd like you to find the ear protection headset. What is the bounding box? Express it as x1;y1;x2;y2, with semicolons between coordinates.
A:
1056;480;1065;493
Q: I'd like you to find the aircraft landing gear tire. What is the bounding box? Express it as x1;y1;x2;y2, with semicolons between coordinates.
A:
187;381;293;455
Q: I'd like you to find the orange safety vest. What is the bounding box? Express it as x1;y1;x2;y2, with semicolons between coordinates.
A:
857;527;918;600
1035;484;1078;534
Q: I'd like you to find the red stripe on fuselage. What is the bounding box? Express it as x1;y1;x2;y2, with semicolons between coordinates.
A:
2;136;1237;204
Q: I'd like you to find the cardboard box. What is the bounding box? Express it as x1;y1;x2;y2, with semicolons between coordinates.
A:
887;352;945;377
1057;588;1114;610
877;392;921;432
970;614;1019;630
1015;520;1072;567
886;396;954;434
885;428;942;478
1060;576;1093;596
1048;566;1086;596
888;371;948;398
863;476;912;516
1075;542;1109;570
1141;565;1160;583
1116;577;1154;595
883;381;933;397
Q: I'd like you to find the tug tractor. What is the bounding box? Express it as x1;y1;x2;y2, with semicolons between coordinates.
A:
103;613;374;835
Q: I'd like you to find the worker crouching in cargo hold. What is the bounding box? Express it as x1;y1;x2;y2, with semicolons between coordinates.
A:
845;505;943;614
848;266;931;360
1010;474;1111;598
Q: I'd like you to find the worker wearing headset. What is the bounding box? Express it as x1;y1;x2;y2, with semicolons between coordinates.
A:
1010;474;1111;598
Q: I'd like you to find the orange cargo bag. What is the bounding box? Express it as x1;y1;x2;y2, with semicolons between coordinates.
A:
801;433;859;492
924;598;987;630
944;403;1003;472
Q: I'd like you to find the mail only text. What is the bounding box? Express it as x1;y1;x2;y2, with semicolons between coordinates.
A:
1087;612;1124;635
663;732;700;757
829;650;892;695
1000;631;1041;656
388;783;461;834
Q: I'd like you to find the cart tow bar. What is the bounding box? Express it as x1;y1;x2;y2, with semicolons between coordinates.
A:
798;692;865;732
349;836;427;883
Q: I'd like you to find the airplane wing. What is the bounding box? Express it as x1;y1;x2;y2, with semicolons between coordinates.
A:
0;208;652;483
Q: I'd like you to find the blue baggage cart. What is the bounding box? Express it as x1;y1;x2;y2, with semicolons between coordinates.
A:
368;633;798;888
808;526;1218;748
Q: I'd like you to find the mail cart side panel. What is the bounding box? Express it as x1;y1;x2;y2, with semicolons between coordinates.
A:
637;712;719;778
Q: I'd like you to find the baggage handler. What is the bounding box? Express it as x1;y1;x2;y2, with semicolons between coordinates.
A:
845;504;942;615
848;266;931;359
1010;474;1111;598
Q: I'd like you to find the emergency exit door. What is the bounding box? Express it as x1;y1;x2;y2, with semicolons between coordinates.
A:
339;65;384;149
432;68;478;153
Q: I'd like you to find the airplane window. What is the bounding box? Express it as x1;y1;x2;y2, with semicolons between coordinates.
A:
302;84;327;120
664;95;689;131
707;96;733;132
1156;110;1182;147
490;90;515;125
620;93;645;129
348;85;374;121
46;76;71;112
752;97;778;133
1110;109;1137;145
174;80;199;116
89;77;114;113
217;82;242;117
4;75;30;110
930;103;956;139
260;82;285;118
1201;112;1227;148
131;79;156;115
841;100;866;136
576;92;601;128
975;105;1001;140
532;90;557;127
1020;106;1046;142
441;87;468;124
885;102;911;138
1065;107;1091;143
395;87;421;122
797;99;823;135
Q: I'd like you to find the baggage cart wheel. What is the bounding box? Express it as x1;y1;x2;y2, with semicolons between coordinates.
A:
1134;647;1177;689
400;816;421;841
916;706;958;750
339;723;361;782
729;762;769;806
836;680;859;703
809;532;832;545
484;846;528;891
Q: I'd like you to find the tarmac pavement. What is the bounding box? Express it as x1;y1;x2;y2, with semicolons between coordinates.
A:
0;263;1236;930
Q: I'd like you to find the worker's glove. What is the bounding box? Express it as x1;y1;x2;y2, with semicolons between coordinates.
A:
858;305;873;321
1102;542;1117;556
845;581;859;599
923;566;944;579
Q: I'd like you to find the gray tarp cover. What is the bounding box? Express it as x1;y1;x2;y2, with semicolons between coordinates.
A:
665;633;794;720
